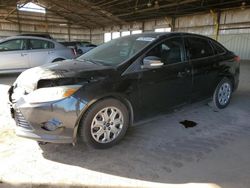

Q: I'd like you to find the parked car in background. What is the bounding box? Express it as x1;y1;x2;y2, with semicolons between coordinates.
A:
0;36;76;74
78;43;97;55
18;33;53;40
9;32;240;149
60;41;97;55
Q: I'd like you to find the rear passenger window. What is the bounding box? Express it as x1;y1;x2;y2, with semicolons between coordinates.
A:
185;37;214;60
212;41;225;54
29;39;54;50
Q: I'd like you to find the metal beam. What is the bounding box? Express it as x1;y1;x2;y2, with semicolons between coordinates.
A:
171;16;176;32
115;0;199;17
67;23;71;41
95;0;120;7
120;0;244;22
79;0;126;25
48;0;105;28
16;10;21;33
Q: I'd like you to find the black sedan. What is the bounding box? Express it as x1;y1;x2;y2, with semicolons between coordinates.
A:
9;32;240;149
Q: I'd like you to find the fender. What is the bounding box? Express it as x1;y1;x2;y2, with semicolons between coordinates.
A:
216;59;239;91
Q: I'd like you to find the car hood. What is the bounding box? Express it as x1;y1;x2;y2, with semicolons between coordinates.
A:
13;59;115;94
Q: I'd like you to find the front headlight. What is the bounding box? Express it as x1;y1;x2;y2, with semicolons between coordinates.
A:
26;85;81;104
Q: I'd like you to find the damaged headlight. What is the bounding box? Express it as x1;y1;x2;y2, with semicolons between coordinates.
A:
26;85;81;104
37;78;84;89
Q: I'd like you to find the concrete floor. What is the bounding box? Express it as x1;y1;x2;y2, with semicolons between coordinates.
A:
0;61;249;188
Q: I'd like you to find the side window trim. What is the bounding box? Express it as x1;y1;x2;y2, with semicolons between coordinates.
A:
28;39;55;50
209;39;226;56
143;36;186;66
162;37;187;66
124;36;188;75
184;35;216;61
0;38;27;52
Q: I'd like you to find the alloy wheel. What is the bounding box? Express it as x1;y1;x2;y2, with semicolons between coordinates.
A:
218;82;231;106
91;107;124;143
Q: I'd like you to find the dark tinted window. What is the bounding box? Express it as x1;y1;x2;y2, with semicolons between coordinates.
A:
86;44;97;47
211;41;225;54
146;37;184;65
80;42;91;46
61;41;90;47
185;37;214;59
29;39;54;50
0;39;27;51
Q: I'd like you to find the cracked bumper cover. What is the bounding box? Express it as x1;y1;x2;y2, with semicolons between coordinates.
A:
10;93;87;144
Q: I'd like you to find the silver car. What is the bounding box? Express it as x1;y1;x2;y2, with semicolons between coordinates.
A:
0;36;75;74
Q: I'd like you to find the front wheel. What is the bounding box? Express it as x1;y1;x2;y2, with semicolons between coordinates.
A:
79;98;129;149
211;78;232;110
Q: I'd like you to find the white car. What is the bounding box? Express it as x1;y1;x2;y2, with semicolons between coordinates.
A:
0;36;76;74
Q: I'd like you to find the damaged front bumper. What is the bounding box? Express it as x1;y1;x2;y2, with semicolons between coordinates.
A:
9;86;87;144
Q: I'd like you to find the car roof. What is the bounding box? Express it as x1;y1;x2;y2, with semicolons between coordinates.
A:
129;32;212;40
0;35;56;43
0;36;68;49
18;33;53;39
61;41;90;43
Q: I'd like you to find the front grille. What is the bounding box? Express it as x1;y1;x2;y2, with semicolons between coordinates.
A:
15;110;32;130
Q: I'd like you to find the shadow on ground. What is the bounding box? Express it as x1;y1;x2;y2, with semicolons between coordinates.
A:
40;88;250;183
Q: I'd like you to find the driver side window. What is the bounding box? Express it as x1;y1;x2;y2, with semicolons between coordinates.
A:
146;37;184;65
0;39;27;52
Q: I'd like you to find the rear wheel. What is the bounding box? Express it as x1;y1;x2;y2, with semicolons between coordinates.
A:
77;49;83;55
79;98;129;149
211;78;232;111
52;58;64;63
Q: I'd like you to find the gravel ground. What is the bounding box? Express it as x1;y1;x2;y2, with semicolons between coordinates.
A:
0;62;249;188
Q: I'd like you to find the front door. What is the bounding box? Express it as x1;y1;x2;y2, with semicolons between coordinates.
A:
138;36;192;119
0;39;29;72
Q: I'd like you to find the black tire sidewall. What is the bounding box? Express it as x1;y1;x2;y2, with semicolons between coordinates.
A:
79;98;129;149
213;78;232;109
77;49;83;55
52;58;64;63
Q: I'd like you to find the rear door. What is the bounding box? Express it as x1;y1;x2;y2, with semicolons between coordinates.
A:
28;39;55;67
138;36;192;117
184;36;219;101
0;39;29;71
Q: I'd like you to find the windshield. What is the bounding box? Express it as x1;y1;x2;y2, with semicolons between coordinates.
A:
77;35;156;66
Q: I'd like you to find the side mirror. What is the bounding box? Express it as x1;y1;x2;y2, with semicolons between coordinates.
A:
142;56;163;69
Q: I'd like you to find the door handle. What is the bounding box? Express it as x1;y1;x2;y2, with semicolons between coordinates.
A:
21;53;28;56
48;51;54;54
177;69;191;78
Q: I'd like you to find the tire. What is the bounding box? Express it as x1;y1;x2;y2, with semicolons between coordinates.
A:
77;49;83;55
52;58;64;63
79;98;129;149
211;77;232;111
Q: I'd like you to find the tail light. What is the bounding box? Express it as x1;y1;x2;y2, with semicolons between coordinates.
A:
234;56;240;63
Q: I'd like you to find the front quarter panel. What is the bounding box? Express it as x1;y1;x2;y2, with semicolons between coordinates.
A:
71;70;140;141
